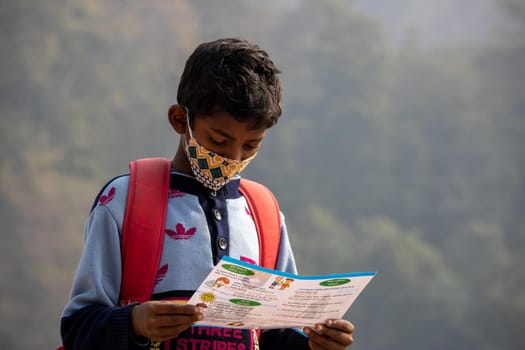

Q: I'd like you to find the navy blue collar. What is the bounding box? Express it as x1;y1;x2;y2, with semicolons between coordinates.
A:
169;172;243;199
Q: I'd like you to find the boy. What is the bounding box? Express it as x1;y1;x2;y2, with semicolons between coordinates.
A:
61;38;355;350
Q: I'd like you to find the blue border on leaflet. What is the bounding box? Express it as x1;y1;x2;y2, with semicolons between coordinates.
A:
221;256;377;279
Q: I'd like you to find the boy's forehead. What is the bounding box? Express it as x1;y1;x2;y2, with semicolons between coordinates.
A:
195;111;268;135
193;104;271;130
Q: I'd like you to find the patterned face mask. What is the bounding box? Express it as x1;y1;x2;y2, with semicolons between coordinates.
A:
183;112;257;191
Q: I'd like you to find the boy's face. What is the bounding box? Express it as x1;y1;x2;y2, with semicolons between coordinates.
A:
189;110;267;162
169;105;268;174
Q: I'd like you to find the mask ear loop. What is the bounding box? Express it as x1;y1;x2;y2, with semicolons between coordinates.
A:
185;107;194;139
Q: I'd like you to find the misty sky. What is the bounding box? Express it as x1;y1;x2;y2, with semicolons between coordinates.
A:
353;0;507;46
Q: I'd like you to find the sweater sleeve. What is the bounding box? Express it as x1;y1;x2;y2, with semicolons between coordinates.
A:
61;304;146;350
60;189;140;350
274;212;299;274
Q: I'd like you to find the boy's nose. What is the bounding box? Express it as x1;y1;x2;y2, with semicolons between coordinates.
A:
222;148;243;162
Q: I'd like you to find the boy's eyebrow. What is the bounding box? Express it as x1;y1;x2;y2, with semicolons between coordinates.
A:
210;128;264;142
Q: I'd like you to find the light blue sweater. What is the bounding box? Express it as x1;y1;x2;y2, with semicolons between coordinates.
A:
61;170;307;350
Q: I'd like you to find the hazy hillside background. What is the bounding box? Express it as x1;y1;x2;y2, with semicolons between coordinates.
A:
1;1;524;349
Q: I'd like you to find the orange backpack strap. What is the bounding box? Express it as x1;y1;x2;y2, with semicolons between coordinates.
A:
239;179;281;269
119;158;171;304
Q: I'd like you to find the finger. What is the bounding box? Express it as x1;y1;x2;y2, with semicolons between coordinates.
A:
152;303;204;315
318;325;354;347
304;327;331;348
152;313;204;328
308;332;346;350
324;319;355;333
305;324;353;348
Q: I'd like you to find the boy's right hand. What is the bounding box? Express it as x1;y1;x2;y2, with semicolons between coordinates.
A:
131;301;205;342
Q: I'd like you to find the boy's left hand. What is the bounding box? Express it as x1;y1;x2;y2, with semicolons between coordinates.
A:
303;319;355;349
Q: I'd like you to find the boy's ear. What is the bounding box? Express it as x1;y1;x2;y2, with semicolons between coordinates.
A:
168;104;188;134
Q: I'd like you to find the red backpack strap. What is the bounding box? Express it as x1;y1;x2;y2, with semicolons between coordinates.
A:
239;179;281;269
119;158;171;304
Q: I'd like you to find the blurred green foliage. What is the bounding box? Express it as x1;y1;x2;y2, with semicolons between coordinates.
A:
1;0;524;349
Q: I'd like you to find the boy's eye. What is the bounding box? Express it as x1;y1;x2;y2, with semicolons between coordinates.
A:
209;137;227;146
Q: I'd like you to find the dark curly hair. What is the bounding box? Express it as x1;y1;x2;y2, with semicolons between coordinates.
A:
177;38;282;129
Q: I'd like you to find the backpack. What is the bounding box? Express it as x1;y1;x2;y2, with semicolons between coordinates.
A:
58;158;281;349
120;157;282;303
